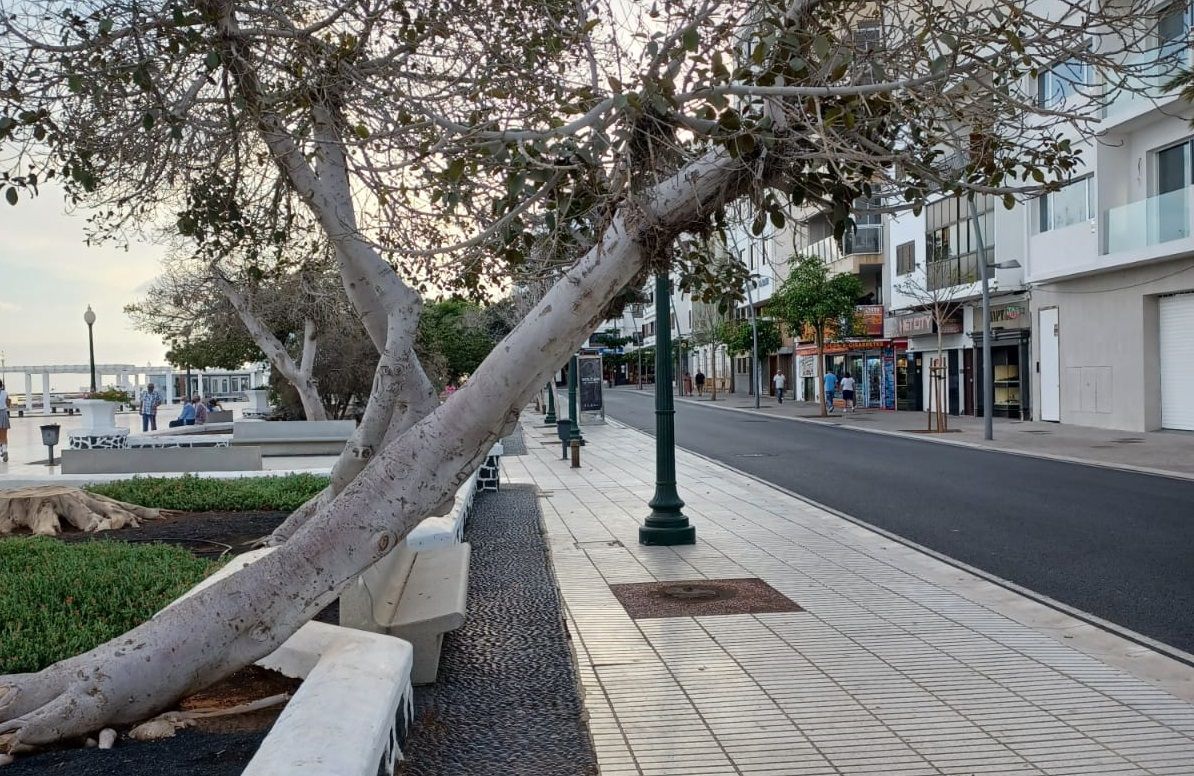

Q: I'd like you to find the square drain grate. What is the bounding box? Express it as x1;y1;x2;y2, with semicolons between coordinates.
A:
609;578;802;619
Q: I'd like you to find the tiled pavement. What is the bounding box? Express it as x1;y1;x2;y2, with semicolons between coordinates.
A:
506;418;1194;776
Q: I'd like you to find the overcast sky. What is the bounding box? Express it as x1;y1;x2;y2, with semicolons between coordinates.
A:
0;187;168;391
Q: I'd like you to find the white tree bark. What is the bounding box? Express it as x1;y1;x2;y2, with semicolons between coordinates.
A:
213;274;327;421
0;147;753;750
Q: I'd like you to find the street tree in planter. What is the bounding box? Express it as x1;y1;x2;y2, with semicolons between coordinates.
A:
722;318;783;397
770;255;862;416
0;0;1165;751
690;302;728;399
894;265;968;432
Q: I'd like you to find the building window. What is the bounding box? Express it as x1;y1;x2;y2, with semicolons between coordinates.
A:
1158;2;1192;62
1036;56;1088;108
1037;176;1094;232
925;194;995;291
895;241;916;275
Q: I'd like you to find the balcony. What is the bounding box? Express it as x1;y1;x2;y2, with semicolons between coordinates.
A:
926;246;994;291
1103;46;1190;124
802;224;885;274
1102;184;1194;256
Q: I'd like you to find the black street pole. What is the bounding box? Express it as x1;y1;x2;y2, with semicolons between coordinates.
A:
84;306;97;394
567;355;584;445
640;271;695;546
544;380;557;424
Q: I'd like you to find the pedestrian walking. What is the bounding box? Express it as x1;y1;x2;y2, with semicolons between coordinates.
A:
139;383;163;432
823;371;837;414
694;371;706;396
772;370;786;403
0;380;10;463
840;373;856;413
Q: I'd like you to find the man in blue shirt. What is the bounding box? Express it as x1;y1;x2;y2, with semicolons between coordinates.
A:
823;371;837;415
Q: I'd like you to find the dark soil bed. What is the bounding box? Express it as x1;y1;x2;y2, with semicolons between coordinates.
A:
59;509;291;559
4;667;299;776
4;510;336;775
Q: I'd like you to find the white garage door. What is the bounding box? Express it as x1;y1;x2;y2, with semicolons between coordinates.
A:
1160;293;1194;431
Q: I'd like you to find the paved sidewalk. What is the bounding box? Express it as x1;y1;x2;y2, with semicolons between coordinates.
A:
616;388;1194;479
507;417;1194;776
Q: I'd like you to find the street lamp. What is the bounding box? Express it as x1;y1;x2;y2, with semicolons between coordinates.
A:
968;199;1020;441
83;305;97;394
639;271;696;546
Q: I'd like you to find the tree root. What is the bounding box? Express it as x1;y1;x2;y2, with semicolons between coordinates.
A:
0;486;162;536
128;693;290;741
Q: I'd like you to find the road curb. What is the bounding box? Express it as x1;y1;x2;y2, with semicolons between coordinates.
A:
604;415;1194;677
618;390;1194;484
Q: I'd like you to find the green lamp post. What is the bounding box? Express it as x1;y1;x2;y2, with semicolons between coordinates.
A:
544;381;557;425
639;271;695;546
567;354;584;445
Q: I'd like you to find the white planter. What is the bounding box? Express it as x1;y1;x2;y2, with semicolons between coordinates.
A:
247;388;271;414
72;399;120;433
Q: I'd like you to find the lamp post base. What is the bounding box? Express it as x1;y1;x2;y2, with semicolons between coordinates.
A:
639;512;696;546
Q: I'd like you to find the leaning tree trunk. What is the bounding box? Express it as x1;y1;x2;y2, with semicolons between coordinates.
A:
0;148;756;752
215;275;328;421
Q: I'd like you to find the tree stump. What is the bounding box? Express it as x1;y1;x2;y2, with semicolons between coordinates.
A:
0;486;163;536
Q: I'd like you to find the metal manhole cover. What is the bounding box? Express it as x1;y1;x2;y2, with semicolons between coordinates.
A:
1112;437;1145;444
610;578;803;619
662;584;723;600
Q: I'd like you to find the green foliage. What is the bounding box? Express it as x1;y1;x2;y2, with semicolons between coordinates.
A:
721;318;782;356
166;332;261;371
88;387;132;404
0;537;217;674
85;474;330;512
769;255;863;345
417;299;510;387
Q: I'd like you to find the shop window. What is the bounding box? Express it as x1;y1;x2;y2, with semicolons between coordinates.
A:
1036;176;1094;232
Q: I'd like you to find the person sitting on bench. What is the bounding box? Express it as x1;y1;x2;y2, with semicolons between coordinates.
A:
169;400;197;428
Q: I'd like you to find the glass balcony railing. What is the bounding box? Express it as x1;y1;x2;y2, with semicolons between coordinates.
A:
926;246;994;291
1102;184;1194;255
802;224;884;264
1103;46;1190;122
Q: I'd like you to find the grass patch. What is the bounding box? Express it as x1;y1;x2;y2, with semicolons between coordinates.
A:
0;537;219;674
86;473;329;512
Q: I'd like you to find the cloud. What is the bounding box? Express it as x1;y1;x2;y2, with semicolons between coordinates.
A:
0;301;20;313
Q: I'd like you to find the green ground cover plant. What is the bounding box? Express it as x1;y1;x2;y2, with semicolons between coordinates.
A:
86;473;330;512
0;537;218;674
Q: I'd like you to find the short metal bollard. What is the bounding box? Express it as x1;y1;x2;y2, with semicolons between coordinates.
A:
570;440;581;468
555;419;571;460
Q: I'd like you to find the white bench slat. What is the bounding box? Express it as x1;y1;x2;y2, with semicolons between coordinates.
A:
389;543;470;632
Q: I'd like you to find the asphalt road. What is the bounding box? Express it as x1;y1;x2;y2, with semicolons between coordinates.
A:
604;390;1194;656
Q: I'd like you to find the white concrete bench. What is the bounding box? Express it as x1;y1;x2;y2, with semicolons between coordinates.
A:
405;472;477;550
231;420;356;456
127;434;231;449
166;550;415;776
60;446;262;474
340;540;471;685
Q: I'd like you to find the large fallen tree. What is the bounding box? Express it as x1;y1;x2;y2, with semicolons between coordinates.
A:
0;0;1166;751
